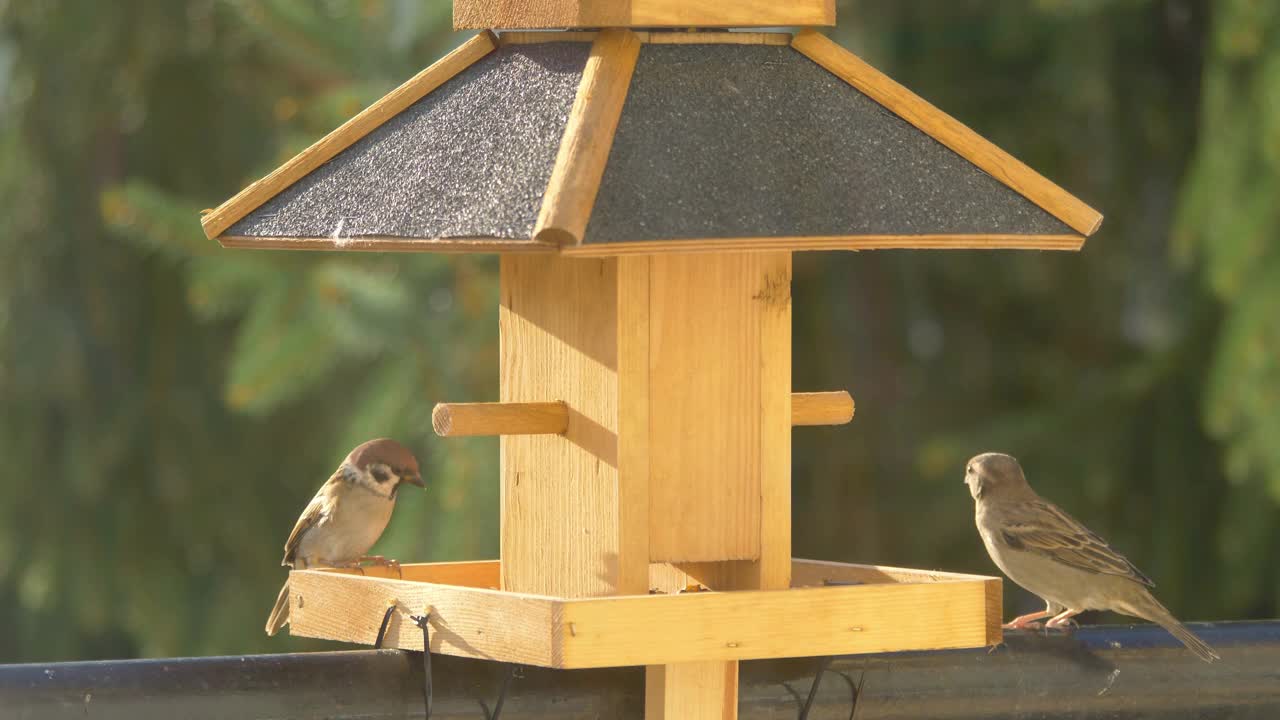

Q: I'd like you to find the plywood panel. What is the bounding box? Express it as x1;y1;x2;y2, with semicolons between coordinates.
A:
500;255;635;597
643;252;790;564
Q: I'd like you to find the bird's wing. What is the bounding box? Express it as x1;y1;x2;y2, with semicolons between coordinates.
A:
281;470;343;567
1000;500;1155;588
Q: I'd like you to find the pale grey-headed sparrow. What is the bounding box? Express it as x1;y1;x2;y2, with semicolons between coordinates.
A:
966;452;1218;662
265;438;423;636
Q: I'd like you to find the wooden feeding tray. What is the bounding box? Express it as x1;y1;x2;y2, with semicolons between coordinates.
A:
287;559;1000;668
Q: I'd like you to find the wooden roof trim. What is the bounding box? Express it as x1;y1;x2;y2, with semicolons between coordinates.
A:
201;31;499;241
218;233;1084;256
498;31;599;45
499;30;599;44
534;29;642;247
644;32;791;46
455;0;833;31
218;235;556;254
499;31;793;46
559;234;1087;256
791;30;1104;238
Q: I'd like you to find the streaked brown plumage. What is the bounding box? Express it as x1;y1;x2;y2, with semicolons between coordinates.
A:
966;452;1219;663
265;438;423;636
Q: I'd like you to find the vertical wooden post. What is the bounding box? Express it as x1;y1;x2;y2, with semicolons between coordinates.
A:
501;252;791;718
623;252;793;719
617;256;653;597
645;661;740;720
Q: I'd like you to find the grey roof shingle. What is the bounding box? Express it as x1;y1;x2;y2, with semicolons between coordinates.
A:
227;42;589;241
584;44;1069;244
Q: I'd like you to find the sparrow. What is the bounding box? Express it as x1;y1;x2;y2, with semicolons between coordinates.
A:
965;452;1219;663
265;438;423;636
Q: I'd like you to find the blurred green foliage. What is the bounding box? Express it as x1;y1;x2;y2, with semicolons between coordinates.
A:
0;0;1276;662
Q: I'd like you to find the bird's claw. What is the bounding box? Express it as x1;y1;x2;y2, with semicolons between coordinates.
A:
1002;620;1043;631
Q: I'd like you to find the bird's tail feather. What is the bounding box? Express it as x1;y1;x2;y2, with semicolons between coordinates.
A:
266;580;290;636
1135;596;1220;663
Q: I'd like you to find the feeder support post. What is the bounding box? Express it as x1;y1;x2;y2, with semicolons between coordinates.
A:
498;251;792;720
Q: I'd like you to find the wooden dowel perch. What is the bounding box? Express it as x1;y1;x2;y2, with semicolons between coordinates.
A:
433;392;854;437
432;402;569;437
791;391;855;426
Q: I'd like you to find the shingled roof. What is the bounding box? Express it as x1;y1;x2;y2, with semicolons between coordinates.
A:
202;30;1102;255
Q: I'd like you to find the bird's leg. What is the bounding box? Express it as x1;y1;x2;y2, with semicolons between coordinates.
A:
358;555;402;576
1003;610;1052;630
328;560;367;575
1045;609;1082;630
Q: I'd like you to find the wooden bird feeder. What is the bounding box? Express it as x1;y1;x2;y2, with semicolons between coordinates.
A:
203;1;1100;716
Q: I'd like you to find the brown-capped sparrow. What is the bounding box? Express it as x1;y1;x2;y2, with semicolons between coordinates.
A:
966;452;1219;662
265;438;423;636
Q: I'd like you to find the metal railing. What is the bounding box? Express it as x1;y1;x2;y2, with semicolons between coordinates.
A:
2;621;1277;719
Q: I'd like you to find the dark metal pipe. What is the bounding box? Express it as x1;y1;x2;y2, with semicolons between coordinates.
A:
0;649;643;720
2;622;1277;719
751;621;1280;720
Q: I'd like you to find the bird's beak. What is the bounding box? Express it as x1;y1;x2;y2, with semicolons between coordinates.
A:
404;472;424;488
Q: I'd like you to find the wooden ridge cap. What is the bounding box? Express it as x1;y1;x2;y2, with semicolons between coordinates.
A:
534;29;643;247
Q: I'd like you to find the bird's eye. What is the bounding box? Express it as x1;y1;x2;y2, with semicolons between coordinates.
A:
966;465;973;474
371;465;391;483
